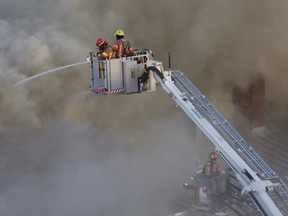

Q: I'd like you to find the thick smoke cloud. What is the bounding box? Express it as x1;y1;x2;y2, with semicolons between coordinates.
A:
1;0;288;215
2;0;288;127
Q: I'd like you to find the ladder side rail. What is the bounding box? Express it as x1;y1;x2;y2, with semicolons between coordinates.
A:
197;102;270;179
212;120;269;178
173;71;288;207
173;71;251;143
212;121;276;179
173;72;252;146
183;82;277;179
172;71;278;180
198;92;278;179
173;71;247;139
172;74;271;176
172;74;272;177
171;70;288;205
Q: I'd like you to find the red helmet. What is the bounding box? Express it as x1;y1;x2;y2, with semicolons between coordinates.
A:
96;38;105;47
209;152;218;160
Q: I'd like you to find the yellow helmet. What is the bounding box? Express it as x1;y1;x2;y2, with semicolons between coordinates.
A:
114;29;125;36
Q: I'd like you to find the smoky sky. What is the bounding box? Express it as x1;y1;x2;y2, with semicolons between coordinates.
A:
1;0;288;215
1;0;288;128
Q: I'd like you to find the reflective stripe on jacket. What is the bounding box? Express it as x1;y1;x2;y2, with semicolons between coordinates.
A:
113;38;134;56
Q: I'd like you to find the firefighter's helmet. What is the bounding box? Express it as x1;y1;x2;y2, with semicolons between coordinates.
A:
209;151;218;160
96;38;105;47
114;29;125;36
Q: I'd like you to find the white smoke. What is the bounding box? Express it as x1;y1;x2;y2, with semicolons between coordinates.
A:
1;1;288;215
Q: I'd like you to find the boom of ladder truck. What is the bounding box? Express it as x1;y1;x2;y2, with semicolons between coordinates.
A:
87;49;288;216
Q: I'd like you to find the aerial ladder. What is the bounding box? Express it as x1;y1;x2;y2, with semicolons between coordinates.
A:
87;49;288;216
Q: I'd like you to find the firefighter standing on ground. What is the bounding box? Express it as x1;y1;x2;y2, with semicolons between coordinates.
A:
202;151;223;178
194;151;225;207
96;38;114;59
113;29;134;57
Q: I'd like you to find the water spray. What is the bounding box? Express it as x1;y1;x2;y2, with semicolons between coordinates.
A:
14;61;87;86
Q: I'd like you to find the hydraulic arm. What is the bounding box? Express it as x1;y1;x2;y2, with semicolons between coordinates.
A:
149;67;288;216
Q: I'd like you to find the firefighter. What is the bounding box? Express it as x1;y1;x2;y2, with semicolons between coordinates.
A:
112;29;134;57
96;38;114;59
201;151;227;211
193;152;223;208
202;151;223;178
